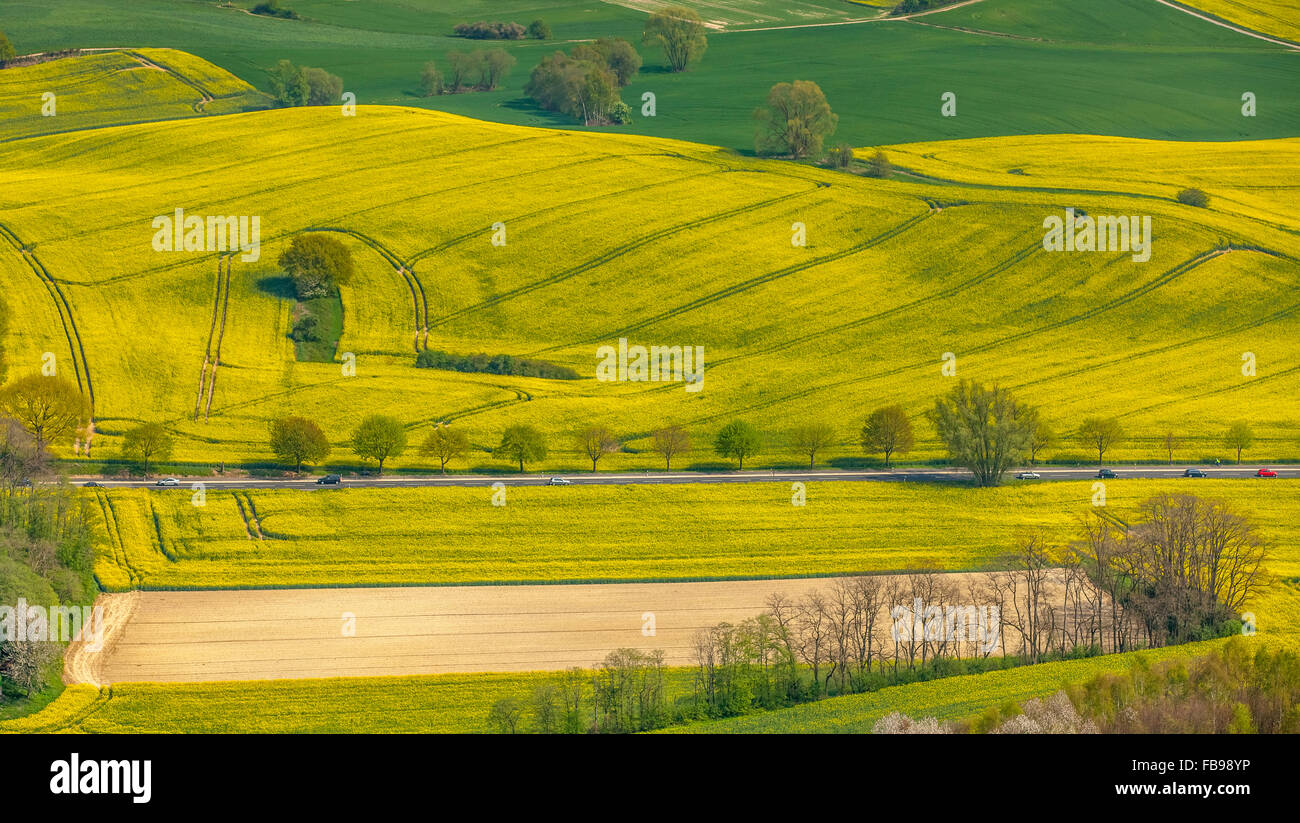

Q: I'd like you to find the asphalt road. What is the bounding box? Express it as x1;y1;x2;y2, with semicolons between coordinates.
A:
73;465;1298;490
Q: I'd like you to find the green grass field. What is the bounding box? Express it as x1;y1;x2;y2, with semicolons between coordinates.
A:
1;0;1296;148
87;480;1300;590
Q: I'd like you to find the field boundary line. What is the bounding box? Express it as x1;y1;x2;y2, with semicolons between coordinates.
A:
0;222;94;409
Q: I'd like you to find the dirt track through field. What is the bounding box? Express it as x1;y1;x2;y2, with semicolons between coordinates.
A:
65;573;1069;685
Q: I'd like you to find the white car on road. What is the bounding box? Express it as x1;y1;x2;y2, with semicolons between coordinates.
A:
1015;471;1041;480
547;477;571;486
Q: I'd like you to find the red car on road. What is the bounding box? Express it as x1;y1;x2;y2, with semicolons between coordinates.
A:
1256;468;1278;478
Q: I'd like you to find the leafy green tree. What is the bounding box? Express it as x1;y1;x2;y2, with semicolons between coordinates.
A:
278;233;355;299
754;80;838;159
0;375;89;452
270;59;309;106
497;424;547;472
1176;188;1210;208
304;66;343;105
0;31;15;65
861;406;913;468
527;19;552;40
420;423;470;473
930;380;1034;486
865;150;892;178
577;425;619;471
351;415;407;475
121;422;174;477
826;144;854;169
1076;417;1125;467
592;37;641;86
1224;421;1254;465
269;416;331;473
714;421;762;470
643;5;707;72
789;423;835;469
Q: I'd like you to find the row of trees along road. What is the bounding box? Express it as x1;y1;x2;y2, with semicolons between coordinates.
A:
0;375;1275;480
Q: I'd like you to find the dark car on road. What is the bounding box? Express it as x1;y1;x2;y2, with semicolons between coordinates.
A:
316;474;342;485
1097;468;1117;479
1183;468;1207;478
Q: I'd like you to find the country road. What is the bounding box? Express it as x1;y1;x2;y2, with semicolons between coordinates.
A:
73;465;1299;490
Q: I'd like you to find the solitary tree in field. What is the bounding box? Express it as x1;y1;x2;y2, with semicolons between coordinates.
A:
527;19;551;40
790;423;836;469
651;425;690;470
642;5;707;72
497;424;547;472
278;233;355;299
0;375;89;452
269;415;331;473
1224;421;1254;465
864;150;892;179
420;423;470;473
577;425;620;471
714;421;762;470
929;381;1033;487
351;415;407;475
754;80;838;159
1076;417;1125;467
1161;431;1183;465
861;406;913;469
0;31;15;65
122;422;174;478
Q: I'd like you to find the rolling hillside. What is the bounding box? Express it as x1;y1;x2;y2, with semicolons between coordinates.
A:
0;52;1297;471
0;48;267;141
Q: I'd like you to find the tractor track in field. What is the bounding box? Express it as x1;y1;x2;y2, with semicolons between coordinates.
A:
195;255;229;420
707;232;1042;370
95;491;144;588
300;226;426;351
568;206;937;350
689;244;1235;424
421;185;825;333
194;255;232;421
1123;362;1300;420
1008;286;1300;397
0;222;94;409
122;50;215;111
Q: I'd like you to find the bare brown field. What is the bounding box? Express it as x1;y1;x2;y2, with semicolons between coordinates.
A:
65;572;1073;685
